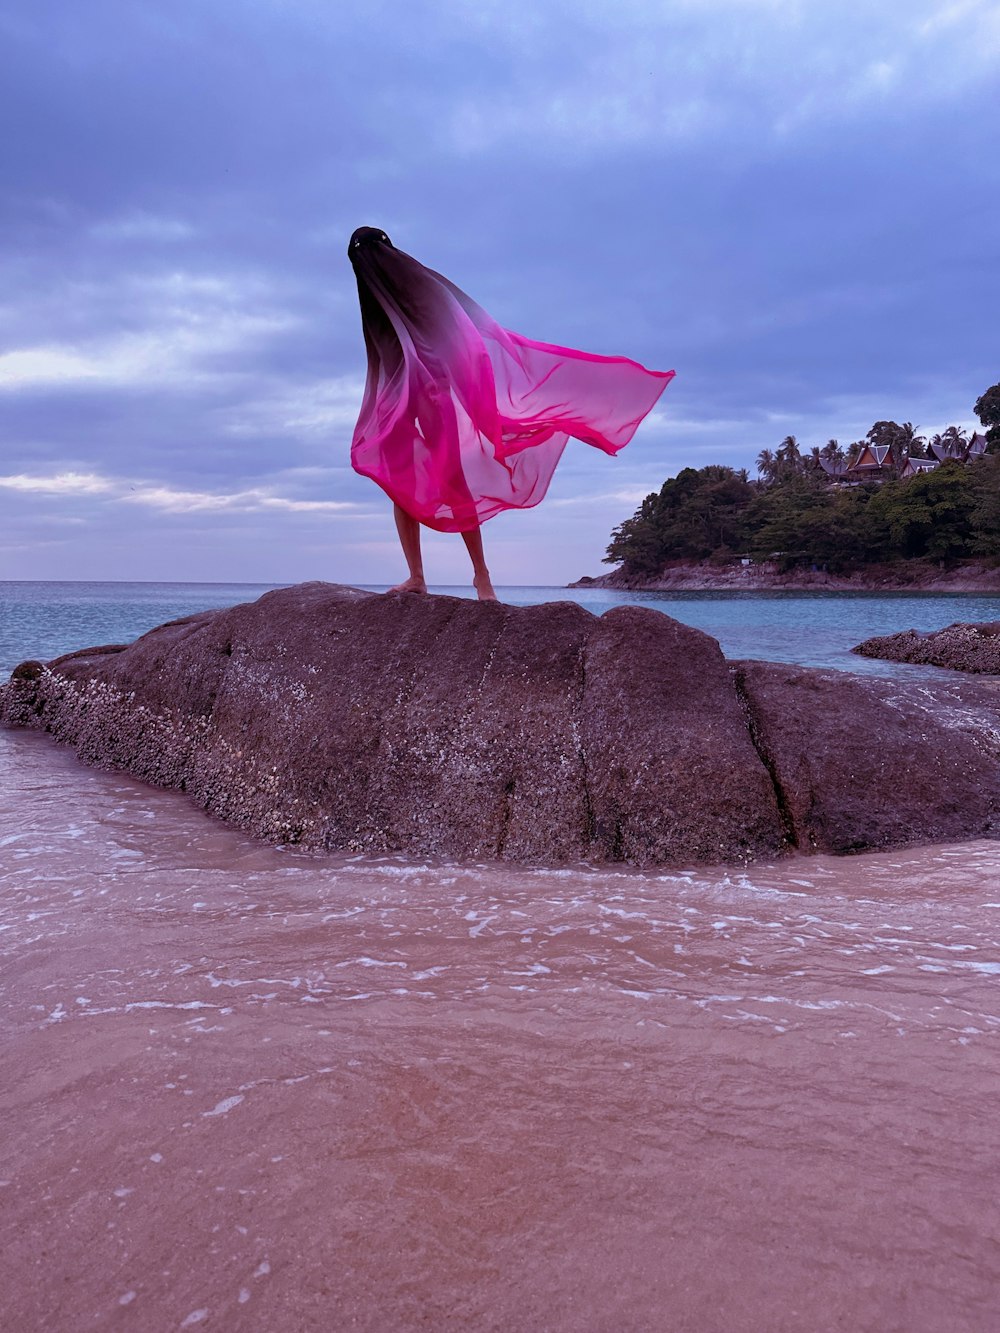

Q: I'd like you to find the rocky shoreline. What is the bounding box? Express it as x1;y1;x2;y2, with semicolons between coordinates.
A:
3;583;1000;867
570;560;1000;593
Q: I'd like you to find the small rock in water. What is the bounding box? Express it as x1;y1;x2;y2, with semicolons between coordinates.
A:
854;620;1000;674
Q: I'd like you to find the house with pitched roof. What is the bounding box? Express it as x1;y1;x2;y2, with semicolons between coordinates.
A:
820;432;989;485
899;456;940;479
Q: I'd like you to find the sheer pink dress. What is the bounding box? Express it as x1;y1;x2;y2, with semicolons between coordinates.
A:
348;227;674;533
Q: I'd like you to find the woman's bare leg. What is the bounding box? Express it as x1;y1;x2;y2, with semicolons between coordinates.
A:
389;504;427;593
460;525;498;602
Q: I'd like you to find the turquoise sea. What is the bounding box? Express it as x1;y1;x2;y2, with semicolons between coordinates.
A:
2;580;1000;680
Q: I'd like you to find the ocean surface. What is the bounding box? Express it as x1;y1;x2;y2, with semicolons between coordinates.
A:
2;581;1000;1329
3;578;1000;678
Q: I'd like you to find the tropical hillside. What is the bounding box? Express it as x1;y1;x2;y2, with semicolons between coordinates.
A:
604;386;1000;578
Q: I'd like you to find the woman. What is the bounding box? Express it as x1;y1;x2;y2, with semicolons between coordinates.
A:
348;226;674;600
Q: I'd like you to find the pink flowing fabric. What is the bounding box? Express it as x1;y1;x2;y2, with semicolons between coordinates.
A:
348;226;675;533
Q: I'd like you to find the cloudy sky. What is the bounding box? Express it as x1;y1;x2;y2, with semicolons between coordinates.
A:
2;0;998;586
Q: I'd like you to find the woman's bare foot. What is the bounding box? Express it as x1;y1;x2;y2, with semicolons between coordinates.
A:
387;575;427;594
473;572;498;602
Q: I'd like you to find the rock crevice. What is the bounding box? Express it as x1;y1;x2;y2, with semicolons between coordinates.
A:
731;666;799;851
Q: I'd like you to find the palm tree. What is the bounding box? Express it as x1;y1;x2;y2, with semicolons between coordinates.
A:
776;434;801;468
898;421;925;462
821;438;841;462
941;425;969;458
756;448;777;483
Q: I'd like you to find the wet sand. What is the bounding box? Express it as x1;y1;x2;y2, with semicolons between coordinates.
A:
2;727;1000;1331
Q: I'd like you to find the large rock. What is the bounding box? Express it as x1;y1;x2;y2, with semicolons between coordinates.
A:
3;583;1000;865
733;661;1000;854
854;622;1000;675
0;585;784;865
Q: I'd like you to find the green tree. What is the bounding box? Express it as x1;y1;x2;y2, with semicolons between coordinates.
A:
604;466;755;572
866;421;905;468
604;453;997;576
821;438;844;465
900;421;926;459
756;448;777;483
836;484;888;564
775;434;802;477
743;472;836;567
867;467;976;560
941;425;968;454
969;454;1000;555
605;492;669;575
865;420;924;470
974;382;1000;451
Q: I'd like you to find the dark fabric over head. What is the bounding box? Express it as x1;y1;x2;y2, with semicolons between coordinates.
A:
348;227;674;532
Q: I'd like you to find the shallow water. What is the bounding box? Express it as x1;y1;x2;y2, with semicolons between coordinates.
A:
2;726;999;1330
